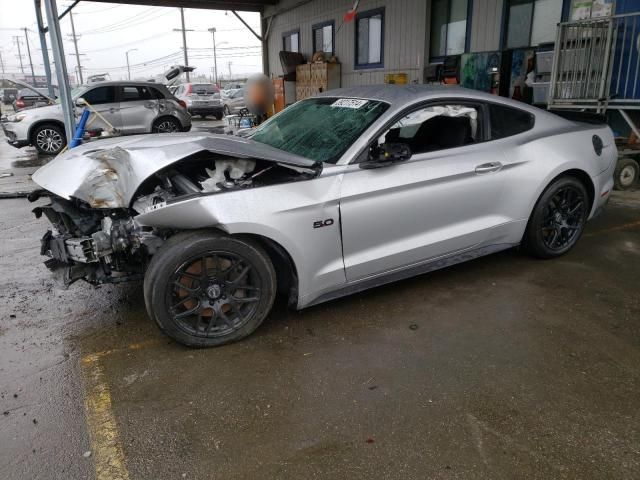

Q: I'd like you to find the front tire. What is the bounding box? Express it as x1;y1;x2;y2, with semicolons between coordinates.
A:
144;231;277;347
523;176;589;259
31;123;66;155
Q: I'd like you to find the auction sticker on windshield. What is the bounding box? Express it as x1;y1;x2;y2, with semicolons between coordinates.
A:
331;98;369;109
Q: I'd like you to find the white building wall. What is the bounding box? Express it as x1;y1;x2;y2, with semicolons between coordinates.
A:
264;0;430;86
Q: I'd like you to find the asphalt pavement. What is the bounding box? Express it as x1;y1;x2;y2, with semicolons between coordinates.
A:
0;119;639;480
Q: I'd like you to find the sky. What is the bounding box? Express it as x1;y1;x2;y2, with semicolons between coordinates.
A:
0;0;263;83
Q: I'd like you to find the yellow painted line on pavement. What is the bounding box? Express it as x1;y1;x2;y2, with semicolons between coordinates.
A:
80;338;162;480
81;353;130;480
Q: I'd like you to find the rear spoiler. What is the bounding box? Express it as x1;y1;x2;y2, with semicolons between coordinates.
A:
552;110;607;125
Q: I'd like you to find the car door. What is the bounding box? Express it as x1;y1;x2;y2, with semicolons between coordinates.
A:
339;101;509;282
78;85;121;133
118;85;160;134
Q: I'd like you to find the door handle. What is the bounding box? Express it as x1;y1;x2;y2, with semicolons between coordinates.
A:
475;162;503;174
109;107;118;113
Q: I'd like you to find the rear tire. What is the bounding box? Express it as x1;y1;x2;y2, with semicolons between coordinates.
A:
613;157;639;190
31;123;66;155
152;117;181;133
523;176;589;259
144;231;277;347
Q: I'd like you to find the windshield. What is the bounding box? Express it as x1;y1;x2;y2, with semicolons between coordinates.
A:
250;97;389;163
55;87;85;104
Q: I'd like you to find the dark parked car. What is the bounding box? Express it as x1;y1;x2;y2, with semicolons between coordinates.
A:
13;88;54;111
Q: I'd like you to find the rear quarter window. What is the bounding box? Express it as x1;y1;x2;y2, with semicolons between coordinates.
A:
489;104;535;139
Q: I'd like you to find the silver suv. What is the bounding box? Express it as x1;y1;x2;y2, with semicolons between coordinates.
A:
1;81;191;155
173;83;223;119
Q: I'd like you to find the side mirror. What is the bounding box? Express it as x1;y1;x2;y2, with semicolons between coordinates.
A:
75;97;87;107
360;142;412;169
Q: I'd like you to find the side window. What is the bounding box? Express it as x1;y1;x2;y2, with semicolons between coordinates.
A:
488;104;534;139
379;104;480;155
150;88;165;100
313;21;334;55
82;86;116;105
283;30;300;52
121;86;153;102
356;8;384;68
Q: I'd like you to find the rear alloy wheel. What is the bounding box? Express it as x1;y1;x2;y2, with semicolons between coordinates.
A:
613;157;639;190
152;117;181;133
524;177;589;259
145;231;276;347
32;124;65;155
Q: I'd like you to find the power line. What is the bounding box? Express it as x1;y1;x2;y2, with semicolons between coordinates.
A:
72;4;123;14
81;32;173;53
78;8;170;35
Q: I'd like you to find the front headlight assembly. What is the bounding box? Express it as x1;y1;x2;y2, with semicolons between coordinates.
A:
8;113;27;122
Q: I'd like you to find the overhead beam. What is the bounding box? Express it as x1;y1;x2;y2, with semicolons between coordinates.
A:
231;10;262;42
83;0;278;12
40;0;79;34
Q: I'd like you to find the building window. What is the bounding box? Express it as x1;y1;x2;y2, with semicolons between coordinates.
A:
430;0;469;58
504;0;563;48
283;29;300;52
355;8;384;68
313;21;334;55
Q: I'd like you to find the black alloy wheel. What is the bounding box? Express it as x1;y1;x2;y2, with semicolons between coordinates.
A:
540;185;585;251
168;251;263;338
524;176;589;259
144;231;276;347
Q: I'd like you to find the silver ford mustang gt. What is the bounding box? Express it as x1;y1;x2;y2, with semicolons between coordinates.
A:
30;85;616;347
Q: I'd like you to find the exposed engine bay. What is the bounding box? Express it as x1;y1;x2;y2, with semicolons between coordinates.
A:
131;151;314;214
31;151;318;285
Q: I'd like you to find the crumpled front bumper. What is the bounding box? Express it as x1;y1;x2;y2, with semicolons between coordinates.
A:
1;121;29;148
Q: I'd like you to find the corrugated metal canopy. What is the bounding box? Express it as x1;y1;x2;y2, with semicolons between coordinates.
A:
84;0;279;12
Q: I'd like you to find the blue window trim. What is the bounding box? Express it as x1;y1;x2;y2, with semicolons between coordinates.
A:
354;7;385;70
561;0;572;21
312;20;335;56
428;0;474;63
282;28;301;52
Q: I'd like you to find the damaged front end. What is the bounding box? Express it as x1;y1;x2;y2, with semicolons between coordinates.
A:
31;193;164;285
29;133;321;286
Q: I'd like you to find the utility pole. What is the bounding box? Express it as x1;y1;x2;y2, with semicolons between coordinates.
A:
126;48;138;80
34;0;54;97
68;10;83;84
23;28;36;84
13;36;25;74
0;50;5;76
208;27;218;86
172;8;192;82
227;61;232;80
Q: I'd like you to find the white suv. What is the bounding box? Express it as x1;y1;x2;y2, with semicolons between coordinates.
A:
1;81;191;155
